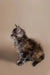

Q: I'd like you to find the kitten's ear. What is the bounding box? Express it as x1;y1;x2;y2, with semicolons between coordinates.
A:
15;24;18;28
15;24;21;32
17;26;21;33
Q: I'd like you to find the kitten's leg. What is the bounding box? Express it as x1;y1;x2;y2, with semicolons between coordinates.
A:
17;56;30;66
16;53;23;66
17;52;29;66
17;58;25;66
32;54;44;66
16;53;21;62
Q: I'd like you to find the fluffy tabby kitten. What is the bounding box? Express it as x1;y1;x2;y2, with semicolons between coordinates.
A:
11;24;45;66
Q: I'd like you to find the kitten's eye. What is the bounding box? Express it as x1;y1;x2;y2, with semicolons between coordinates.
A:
17;29;21;33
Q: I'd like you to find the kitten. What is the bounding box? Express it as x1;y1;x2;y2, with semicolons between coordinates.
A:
11;24;45;66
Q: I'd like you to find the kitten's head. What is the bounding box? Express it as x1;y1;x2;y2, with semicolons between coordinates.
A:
11;24;25;39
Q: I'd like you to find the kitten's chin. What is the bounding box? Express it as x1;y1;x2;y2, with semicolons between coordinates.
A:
11;36;15;40
17;34;23;38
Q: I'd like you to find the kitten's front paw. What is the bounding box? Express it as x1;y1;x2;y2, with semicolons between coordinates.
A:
17;61;24;66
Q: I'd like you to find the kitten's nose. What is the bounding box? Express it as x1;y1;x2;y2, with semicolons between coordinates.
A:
11;34;13;37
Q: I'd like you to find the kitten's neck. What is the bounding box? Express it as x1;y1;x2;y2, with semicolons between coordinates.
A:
16;34;27;44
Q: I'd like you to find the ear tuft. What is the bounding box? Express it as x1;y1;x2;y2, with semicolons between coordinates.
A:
15;24;17;27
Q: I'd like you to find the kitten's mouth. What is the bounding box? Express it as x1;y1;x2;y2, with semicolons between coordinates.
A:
11;34;16;40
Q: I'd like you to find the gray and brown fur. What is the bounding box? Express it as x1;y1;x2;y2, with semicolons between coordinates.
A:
11;24;45;66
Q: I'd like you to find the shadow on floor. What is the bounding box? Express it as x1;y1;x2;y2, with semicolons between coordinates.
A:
0;43;50;75
0;48;17;64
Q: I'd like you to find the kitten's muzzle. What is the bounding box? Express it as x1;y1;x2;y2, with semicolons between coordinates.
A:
11;34;14;37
